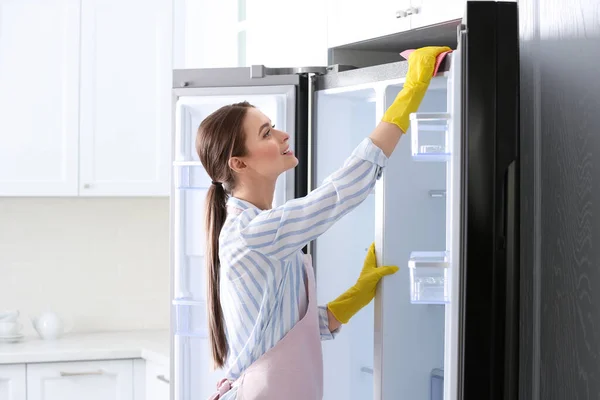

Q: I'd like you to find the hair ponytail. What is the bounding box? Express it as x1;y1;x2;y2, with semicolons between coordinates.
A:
196;101;254;369
205;182;228;369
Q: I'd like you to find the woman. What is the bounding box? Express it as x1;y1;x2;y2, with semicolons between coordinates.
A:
199;46;451;400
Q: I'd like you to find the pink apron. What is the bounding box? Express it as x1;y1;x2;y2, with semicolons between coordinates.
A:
208;253;324;400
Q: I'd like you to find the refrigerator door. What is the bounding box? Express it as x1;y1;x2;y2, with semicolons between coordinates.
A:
450;3;520;399
412;2;520;399
170;66;317;400
313;1;519;399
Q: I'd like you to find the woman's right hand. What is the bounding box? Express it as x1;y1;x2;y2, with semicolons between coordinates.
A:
381;46;452;133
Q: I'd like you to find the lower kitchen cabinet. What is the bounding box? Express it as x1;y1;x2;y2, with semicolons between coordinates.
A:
26;360;134;400
144;360;170;400
0;364;27;400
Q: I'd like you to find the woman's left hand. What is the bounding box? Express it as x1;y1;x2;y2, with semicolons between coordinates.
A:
326;243;399;324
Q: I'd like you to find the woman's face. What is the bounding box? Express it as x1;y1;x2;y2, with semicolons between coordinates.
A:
236;107;298;180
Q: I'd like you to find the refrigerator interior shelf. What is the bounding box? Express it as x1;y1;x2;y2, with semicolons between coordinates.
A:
173;164;211;190
173;299;208;338
410;112;451;162
408;251;450;304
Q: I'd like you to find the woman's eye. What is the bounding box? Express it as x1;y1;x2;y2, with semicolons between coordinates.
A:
263;124;275;138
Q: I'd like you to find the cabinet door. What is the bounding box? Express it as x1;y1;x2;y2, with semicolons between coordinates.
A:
326;0;411;48
0;0;80;196
79;0;172;196
27;360;134;400
0;364;26;400
409;0;465;30
144;361;170;400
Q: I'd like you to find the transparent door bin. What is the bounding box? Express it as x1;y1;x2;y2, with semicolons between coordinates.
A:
408;251;450;304
410;113;451;161
173;163;211;190
173;298;208;338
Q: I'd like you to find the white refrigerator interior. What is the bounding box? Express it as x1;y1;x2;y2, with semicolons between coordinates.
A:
313;57;460;400
171;86;296;400
314;77;447;400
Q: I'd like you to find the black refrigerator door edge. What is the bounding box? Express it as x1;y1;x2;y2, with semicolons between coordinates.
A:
461;2;520;399
294;74;310;200
294;74;310;254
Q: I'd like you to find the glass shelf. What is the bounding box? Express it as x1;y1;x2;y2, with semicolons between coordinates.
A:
408;251;450;304
410;113;451;162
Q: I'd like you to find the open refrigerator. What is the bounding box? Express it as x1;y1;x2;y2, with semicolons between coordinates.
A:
169;2;520;399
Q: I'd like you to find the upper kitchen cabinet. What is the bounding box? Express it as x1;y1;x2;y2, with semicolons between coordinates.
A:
409;0;465;30
326;0;412;48
326;0;464;48
0;0;80;196
0;0;172;197
78;0;172;196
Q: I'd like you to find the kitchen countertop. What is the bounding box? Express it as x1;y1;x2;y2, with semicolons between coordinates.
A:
0;330;169;365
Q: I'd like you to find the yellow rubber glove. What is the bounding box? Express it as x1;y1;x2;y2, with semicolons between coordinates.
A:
327;243;399;324
382;46;452;133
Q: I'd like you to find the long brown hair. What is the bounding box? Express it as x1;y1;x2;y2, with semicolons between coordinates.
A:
196;101;254;369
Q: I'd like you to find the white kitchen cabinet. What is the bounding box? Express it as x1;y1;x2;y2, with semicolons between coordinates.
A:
0;364;26;400
0;0;172;197
27;360;134;400
0;0;80;196
144;360;170;400
326;0;411;48
78;0;172;196
410;0;465;29
326;0;464;48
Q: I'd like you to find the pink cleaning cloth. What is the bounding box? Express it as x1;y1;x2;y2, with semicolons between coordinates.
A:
400;49;453;75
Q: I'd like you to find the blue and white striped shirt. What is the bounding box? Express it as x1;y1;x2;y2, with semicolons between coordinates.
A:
218;137;388;384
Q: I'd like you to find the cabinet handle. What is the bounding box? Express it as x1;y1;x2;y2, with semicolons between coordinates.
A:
405;6;419;15
156;374;170;384
361;366;374;374
83;183;91;189
60;370;104;377
396;9;407;18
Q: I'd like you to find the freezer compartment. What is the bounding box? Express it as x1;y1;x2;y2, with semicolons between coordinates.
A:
410;113;451;161
408;251;450;304
173;299;208;337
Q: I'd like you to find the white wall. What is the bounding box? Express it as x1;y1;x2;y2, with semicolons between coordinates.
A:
246;0;328;67
0;198;170;336
172;0;329;70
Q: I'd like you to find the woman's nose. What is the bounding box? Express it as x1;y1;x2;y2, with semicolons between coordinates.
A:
275;130;289;142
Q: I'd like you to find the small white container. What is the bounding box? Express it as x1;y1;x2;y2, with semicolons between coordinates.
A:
408;251;450;304
409;113;451;162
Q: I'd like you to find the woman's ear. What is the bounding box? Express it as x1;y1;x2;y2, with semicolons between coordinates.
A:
228;157;247;174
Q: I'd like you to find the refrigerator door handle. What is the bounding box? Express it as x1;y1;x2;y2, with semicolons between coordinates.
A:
503;160;519;397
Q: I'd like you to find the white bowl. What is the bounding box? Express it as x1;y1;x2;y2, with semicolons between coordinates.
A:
0;310;19;322
0;321;22;336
